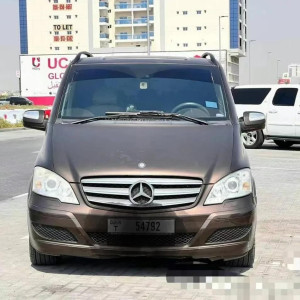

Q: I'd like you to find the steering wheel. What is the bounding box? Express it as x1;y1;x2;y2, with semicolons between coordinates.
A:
171;102;210;116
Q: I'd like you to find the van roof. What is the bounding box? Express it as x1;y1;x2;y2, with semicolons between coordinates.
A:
75;55;217;67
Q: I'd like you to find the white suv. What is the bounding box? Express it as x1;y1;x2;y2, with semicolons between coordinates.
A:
232;85;300;149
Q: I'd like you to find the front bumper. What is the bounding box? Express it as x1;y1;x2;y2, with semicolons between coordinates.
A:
28;186;256;261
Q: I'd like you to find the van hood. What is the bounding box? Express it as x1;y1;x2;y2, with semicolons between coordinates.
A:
51;122;235;184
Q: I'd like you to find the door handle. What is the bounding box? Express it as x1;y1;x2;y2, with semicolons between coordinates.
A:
269;110;278;114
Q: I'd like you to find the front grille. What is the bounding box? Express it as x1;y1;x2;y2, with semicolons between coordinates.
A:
206;226;252;244
32;223;77;243
88;233;196;247
81;177;202;208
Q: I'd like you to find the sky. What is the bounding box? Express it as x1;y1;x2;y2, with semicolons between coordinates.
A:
1;0;300;91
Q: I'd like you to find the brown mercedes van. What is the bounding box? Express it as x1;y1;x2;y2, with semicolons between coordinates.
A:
23;52;265;267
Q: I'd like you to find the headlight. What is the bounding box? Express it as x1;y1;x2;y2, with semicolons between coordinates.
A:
32;167;79;204
204;169;252;205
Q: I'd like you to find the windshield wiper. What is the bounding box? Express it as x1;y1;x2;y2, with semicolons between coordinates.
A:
72;111;208;125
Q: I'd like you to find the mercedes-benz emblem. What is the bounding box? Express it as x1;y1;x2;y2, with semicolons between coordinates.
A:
129;181;154;206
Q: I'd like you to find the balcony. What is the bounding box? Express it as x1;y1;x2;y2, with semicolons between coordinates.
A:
99;2;108;9
115;18;132;26
115;16;154;26
115;32;154;41
99;17;109;24
115;1;154;11
100;33;109;40
133;16;154;24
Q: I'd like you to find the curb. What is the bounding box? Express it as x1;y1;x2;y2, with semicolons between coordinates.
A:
0;127;26;132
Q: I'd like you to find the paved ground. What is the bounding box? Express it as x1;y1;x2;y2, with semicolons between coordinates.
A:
0;129;45;200
0;130;299;299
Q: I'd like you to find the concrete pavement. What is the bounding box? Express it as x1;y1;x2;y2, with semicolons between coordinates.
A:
0;130;299;299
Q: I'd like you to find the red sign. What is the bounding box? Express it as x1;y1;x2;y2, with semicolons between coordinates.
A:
53;4;72;10
53;35;73;42
278;79;291;84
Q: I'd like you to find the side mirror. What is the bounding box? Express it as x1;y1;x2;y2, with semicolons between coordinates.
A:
23;110;51;131
239;111;265;133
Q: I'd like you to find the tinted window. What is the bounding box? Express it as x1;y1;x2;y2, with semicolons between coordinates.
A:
231;88;271;105
59;64;228;121
272;88;298;106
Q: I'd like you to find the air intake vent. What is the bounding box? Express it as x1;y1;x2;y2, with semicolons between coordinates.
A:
32;223;77;243
88;233;196;247
206;226;252;244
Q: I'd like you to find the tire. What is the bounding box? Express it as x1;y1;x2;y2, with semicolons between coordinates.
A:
29;242;60;265
242;130;264;149
273;140;294;149
222;245;255;268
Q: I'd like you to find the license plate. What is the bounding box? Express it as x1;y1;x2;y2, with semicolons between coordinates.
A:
108;219;175;234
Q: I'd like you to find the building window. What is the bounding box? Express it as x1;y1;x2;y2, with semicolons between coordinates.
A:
176;11;179;14
177;27;179;30
55;47;60;50
67;31;72;34
54;31;59;35
66;0;71;3
75;31;78;33
54;15;59;19
53;0;58;3
183;11;188;15
197;26;202;30
50;47;52;50
76;46;78;49
67;15;72;19
197;10;201;14
183;43;188;47
68;46;72;50
197;43;202;47
204;26;207;29
177;43;180;46
183;27;188;31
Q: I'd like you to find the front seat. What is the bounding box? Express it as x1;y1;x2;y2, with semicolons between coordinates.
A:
88;89;122;116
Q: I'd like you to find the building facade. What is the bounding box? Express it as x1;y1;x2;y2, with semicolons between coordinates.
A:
19;0;247;85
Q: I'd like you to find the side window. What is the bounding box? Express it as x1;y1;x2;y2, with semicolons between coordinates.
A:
272;88;298;106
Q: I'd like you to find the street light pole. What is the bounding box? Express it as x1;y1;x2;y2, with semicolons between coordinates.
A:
248;40;256;84
277;60;281;82
267;52;272;83
147;0;150;56
219;16;228;65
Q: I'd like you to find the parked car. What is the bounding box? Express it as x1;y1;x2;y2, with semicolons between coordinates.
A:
6;96;33;106
232;85;300;149
23;52;265;267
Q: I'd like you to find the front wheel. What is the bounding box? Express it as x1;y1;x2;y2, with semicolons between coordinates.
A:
29;242;60;265
222;245;255;268
242;130;264;149
273;140;294;149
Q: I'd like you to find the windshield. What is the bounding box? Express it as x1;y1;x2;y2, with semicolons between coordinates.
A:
59;64;228;121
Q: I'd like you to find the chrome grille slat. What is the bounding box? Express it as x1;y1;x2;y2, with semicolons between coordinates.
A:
82;178;202;186
87;196;196;207
81;177;202;208
82;186;200;197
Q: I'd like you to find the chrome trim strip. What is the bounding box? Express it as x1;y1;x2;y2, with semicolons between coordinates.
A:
82;178;202;185
82;186;200;197
87;196;196;207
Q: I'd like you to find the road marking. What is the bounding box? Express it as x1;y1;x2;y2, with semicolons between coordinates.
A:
13;193;28;199
32;151;40;154
21;235;29;240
